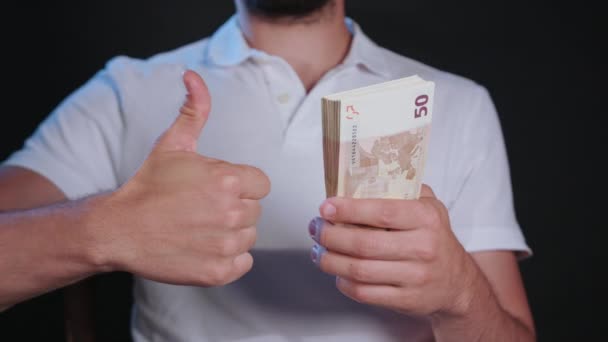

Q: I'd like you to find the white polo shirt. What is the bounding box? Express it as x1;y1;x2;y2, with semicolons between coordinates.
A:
4;16;530;342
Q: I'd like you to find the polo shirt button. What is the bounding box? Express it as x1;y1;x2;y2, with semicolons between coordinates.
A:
277;93;290;104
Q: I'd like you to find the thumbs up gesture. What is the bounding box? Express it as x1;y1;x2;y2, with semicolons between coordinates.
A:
95;71;270;286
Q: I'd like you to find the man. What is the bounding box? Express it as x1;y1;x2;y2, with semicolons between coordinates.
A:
0;0;535;340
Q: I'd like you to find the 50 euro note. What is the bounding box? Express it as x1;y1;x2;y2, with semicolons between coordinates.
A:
322;75;435;200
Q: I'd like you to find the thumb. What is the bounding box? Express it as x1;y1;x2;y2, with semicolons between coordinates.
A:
155;70;211;153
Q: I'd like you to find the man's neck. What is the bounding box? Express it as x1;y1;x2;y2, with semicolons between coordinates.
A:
236;2;352;92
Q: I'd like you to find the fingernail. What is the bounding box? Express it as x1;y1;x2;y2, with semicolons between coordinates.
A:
311;244;326;265
320;201;337;219
308;217;323;242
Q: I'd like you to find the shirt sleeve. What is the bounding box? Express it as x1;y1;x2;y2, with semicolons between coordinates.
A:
2;66;124;200
448;86;532;258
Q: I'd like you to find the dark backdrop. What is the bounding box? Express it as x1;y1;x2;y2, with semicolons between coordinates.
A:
0;1;604;341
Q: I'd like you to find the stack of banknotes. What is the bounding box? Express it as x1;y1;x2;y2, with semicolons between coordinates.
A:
322;75;435;200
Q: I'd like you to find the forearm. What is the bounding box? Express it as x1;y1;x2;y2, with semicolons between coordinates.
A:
0;194;111;309
431;263;536;342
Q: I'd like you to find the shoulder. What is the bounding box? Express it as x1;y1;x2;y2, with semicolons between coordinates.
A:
90;37;214;113
380;47;490;101
376;47;503;159
379;47;497;130
102;37;212;85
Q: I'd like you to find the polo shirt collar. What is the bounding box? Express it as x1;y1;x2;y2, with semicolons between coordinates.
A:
205;15;391;78
341;18;391;78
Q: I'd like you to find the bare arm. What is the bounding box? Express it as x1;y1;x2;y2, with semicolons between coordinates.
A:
0;71;270;310
310;185;535;341
0;191;111;310
0;166;71;311
431;251;536;341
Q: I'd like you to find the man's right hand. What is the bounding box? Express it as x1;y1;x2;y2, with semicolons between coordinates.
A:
92;70;270;287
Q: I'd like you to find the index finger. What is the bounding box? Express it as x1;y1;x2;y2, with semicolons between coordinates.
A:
233;164;271;200
319;197;431;230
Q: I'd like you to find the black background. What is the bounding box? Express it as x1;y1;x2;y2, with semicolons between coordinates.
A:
0;1;604;341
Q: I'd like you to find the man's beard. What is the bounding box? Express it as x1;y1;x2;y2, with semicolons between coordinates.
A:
243;0;333;19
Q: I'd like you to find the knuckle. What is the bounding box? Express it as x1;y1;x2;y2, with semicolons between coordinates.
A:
209;164;228;178
217;236;241;257
416;238;438;262
378;202;400;228
349;261;372;282
206;264;231;286
398;291;418;312
352;235;376;257
349;284;371;303
179;104;198;120
220;173;241;194
243;227;257;249
221;196;242;211
419;203;441;227
412;268;432;286
416;247;437;262
237;253;255;275
352;232;394;258
224;209;246;229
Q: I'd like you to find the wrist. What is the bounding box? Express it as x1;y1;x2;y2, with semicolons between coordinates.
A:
429;256;534;342
437;254;487;320
430;258;499;339
78;192;122;274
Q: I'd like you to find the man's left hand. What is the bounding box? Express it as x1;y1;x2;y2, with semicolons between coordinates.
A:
309;184;479;317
